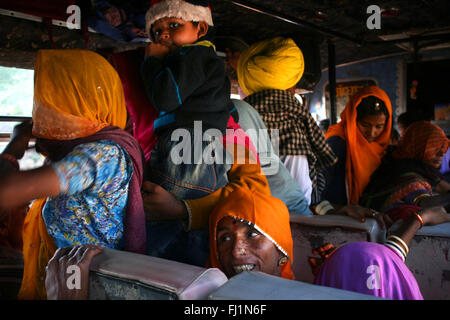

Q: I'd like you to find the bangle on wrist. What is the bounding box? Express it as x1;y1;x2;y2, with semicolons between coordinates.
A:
0;153;19;170
412;210;424;228
386;235;409;255
314;200;334;215
412;193;430;206
384;240;407;262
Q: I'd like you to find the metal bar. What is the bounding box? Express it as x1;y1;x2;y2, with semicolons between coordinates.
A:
328;41;337;125
0;116;31;122
370;32;450;46
0;9;98;32
228;0;363;45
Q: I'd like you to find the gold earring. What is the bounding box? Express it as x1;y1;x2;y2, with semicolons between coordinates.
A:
278;256;288;266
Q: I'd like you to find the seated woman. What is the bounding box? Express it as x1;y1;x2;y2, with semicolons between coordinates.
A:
318;86;394;226
208;187;295;280
44;189;449;300
45;186;295;300
360;121;450;219
0;49;145;300
313;206;449;299
322;85;392;207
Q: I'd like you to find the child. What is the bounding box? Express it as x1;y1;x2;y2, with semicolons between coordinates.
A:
141;0;240;266
88;1;147;42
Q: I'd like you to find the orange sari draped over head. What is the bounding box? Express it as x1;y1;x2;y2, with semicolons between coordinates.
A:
325;86;392;204
208;187;295;280
19;49;127;300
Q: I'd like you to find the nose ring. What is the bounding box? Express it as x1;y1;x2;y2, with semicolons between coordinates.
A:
238;247;246;255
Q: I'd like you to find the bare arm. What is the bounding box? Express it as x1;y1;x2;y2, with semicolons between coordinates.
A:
0;120;61;211
390;206;450;247
0;165;61;211
435;179;450;194
417;194;450;211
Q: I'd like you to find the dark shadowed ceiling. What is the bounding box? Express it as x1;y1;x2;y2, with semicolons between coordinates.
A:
209;0;450;68
0;0;449;69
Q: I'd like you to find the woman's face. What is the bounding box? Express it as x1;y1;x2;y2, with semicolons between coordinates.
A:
357;114;387;143
216;216;282;278
424;143;447;169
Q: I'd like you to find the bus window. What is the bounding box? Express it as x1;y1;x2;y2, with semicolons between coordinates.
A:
0;66;44;170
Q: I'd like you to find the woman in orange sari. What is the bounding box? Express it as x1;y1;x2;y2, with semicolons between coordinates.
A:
0;49;145;299
321;86;392;206
208;186;294;280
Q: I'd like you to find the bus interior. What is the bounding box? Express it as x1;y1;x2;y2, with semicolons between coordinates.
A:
0;0;449;300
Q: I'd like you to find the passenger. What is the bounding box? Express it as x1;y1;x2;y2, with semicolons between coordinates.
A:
44;193;449;300
322;86;392;207
360;121;450;218
0;49;145;299
140;0;259;266
45;187;295;300
141;100;312;266
397;112;450;192
215;36;310;214
208;187;295;279
237;36;338;204
397;111;418;138
88;1;147;42
312;206;450;300
231;99;312;215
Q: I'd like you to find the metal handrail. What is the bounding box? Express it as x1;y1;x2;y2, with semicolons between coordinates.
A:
0;116;31;122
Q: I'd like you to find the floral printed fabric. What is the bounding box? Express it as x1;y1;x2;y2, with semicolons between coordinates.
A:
43;140;132;249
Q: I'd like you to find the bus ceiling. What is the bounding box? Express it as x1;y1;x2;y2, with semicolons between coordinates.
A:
0;1;449;65
0;1;449;122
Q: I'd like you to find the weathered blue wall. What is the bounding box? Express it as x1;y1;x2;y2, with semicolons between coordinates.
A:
309;47;450;125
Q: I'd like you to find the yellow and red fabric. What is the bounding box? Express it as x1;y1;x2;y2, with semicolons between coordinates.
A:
19;49;129;299
393;120;448;162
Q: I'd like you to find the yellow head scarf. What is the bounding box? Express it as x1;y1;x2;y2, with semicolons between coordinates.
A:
32;49;127;140
237;37;304;96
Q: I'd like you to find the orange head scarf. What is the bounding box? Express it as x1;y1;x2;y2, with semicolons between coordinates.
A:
393;120;448;162
19;49;128;300
325;86;392;204
208;187;294;280
32;49;127;140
